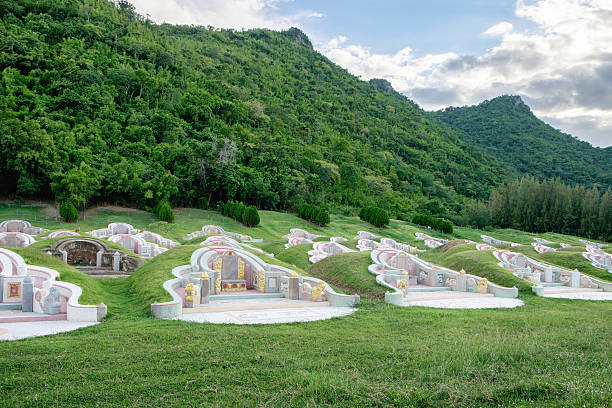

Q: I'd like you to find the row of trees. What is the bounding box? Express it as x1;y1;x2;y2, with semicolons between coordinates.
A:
298;203;330;226
487;177;612;241
411;214;454;234
359;207;390;228
218;201;260;227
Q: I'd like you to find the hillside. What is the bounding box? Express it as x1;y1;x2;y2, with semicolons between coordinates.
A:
432;95;612;189
0;0;508;219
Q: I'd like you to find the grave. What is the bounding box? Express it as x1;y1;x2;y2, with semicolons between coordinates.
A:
151;239;359;324
44;238;141;277
369;248;522;308
481;235;520;247
0;248;105;340
0;219;48;236
414;233;448;249
87;222;139;238
0;232;35;248
108;234;167;258
186;225;262;242
494;249;612;299
308;239;355;263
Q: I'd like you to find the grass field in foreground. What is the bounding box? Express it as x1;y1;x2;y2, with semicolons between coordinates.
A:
0;205;611;407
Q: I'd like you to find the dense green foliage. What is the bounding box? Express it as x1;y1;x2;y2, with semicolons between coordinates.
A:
154;199;174;222
488;177;612;241
59;200;78;222
359;206;390;227
433;95;612;189
218;200;260;226
411;213;454;233
298;203;329;226
0;0;514;220
242;205;260;227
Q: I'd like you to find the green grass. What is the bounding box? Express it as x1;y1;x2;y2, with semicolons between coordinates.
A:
306;252;387;299
1;206;612;407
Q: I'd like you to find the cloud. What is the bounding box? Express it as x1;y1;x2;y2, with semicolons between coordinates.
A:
129;0;322;30
483;21;513;36
321;0;612;147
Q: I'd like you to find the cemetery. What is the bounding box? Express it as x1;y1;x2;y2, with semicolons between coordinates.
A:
152;234;359;324
0;247;106;340
368;247;522;308
494;249;612;299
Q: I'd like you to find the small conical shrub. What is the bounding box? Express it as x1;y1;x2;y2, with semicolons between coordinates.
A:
60;200;78;222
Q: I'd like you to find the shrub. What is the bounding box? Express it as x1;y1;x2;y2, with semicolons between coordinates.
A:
59;200;78;222
218;200;260;227
155;200;174;222
359;206;389;228
242;206;260;227
298;203;330;226
411;213;453;234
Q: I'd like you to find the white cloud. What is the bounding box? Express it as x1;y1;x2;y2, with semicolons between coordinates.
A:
320;0;612;147
483;21;513;36
129;0;322;30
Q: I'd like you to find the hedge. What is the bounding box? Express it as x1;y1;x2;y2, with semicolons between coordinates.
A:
359;206;389;228
298;203;330;226
218;201;260;227
411;213;454;234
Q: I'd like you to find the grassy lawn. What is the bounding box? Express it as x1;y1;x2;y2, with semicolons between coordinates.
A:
1;205;611;407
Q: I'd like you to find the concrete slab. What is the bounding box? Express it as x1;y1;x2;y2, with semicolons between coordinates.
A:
0;321;99;341
176;305;356;324
541;292;612;300
402;291;524;309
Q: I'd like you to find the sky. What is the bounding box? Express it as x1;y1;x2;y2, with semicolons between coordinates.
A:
129;0;612;147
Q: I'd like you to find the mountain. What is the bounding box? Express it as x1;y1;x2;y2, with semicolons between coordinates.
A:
431;95;612;189
0;0;507;219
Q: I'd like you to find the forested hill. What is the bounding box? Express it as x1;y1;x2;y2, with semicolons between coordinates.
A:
432;96;612;189
0;0;508;219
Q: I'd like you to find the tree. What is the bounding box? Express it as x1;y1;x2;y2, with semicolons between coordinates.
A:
155;200;174;222
59;200;78;222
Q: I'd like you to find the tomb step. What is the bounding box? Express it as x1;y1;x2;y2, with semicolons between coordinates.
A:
539;282;567;287
404;292;494;302
183;300;331;313
209;293;285;301
0;303;21;311
404;286;452;293
0;313;67;323
541;287;603;294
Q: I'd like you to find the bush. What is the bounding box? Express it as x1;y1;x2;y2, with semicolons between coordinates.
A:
59;200;78;222
298;203;330;226
359;206;389;228
155;200;174;222
242;206;260;227
411;213;453;234
218;200;260;227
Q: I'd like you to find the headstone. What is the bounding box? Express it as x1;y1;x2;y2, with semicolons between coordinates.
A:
544;266;553;283
200;274;210;304
61;250;68;264
96;250;103;267
288;275;299;300
43;287;61;315
113;252;120;272
21;276;33;312
570;269;581;288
